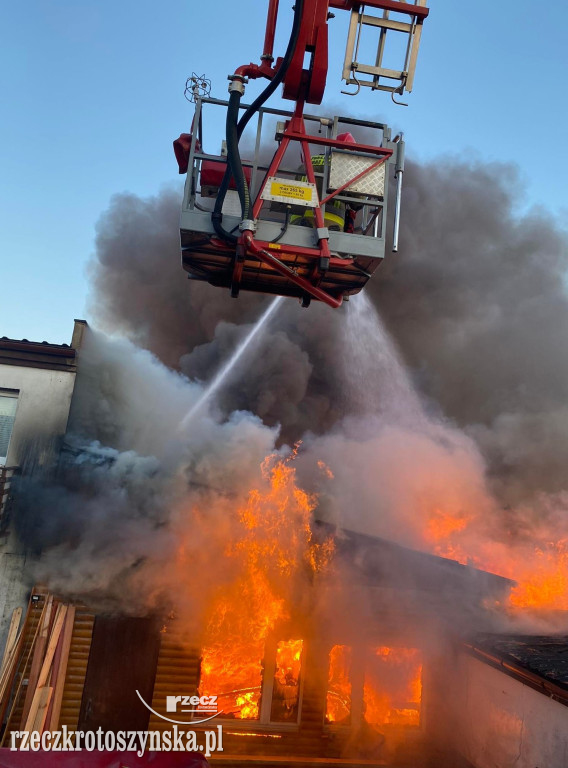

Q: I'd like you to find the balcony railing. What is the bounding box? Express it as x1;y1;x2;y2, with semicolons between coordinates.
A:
0;466;19;536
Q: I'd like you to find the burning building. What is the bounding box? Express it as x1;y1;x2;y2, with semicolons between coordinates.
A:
1;309;568;768
0;530;513;766
0;375;540;768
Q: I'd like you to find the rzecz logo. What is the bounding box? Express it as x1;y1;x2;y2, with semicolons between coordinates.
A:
135;691;222;725
167;695;218;715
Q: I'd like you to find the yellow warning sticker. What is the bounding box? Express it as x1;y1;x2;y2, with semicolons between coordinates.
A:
261;176;317;208
270;181;312;201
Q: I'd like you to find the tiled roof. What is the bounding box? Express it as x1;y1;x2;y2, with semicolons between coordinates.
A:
467;634;568;704
0;320;87;372
0;336;76;371
0;337;75;353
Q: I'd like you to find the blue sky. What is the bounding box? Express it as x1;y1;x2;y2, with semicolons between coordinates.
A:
1;0;566;345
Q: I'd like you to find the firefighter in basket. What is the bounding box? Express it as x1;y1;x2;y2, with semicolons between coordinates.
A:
290;132;361;233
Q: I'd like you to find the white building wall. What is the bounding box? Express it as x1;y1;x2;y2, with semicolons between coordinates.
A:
440;651;568;768
0;361;77;648
0;363;76;469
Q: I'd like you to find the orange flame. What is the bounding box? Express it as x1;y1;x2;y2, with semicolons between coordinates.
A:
274;639;303;687
509;540;568;610
271;639;303;722
326;645;352;724
198;453;331;719
363;647;422;727
422;498;568;614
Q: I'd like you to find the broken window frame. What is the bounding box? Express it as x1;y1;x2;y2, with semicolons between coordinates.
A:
197;635;305;729
324;643;423;730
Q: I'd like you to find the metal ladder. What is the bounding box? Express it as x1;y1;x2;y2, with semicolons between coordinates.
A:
342;0;428;100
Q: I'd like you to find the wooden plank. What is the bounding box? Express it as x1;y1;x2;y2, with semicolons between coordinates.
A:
0;630;22;701
36;604;67;690
0;608;22;676
44;615;67;730
23;685;53;734
46;606;75;730
13;600;66;738
20;595;53;727
0;594;46;720
0;596;47;745
0;592;51;746
0;603;31;700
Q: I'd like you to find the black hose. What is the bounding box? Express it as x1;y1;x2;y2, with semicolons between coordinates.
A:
237;0;304;138
226;89;251;220
212;0;304;243
271;206;291;243
211;91;246;243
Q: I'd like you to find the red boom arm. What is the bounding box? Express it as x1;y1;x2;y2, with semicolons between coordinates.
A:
232;0;429;104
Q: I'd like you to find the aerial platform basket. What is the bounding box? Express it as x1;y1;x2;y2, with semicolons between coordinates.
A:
177;97;404;308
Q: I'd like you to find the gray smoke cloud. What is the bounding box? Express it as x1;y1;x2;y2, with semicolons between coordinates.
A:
89;189;265;369
14;147;567;634
369;159;568;506
15;324;517;637
16;330;287;625
89;159;568;508
89;188;345;439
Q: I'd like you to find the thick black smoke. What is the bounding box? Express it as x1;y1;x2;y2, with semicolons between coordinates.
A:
90;189;264;369
90;188;346;439
89;160;568;505
14;156;567;632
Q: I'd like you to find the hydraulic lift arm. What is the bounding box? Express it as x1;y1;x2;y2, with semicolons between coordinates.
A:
177;0;429;308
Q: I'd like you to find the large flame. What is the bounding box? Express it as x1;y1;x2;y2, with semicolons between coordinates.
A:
325;645;422;729
508;540;568;610
363;647;422;727
423;501;568;614
198;453;329;719
193;438;566;733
